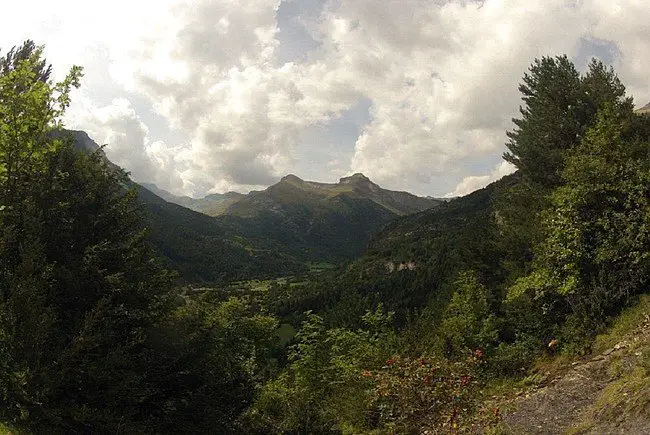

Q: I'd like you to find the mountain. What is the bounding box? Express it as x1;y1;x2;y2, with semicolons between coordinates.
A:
139;183;245;215
65;130;439;280
133;184;306;282
225;173;437;216
64;130;306;282
324;173;516;324
141;172;441;264
213;173;441;262
148;172;438;218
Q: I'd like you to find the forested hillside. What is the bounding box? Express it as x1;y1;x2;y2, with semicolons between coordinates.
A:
65;131;307;282
139;182;245;216
1;41;649;434
236;56;650;432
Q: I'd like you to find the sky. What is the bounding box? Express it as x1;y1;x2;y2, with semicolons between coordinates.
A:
2;0;649;198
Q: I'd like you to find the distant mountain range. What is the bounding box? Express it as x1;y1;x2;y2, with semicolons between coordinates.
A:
139;183;246;216
212;172;441;262
66;130;441;282
144;172;439;218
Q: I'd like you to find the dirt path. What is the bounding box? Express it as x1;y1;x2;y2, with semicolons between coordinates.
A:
497;318;650;434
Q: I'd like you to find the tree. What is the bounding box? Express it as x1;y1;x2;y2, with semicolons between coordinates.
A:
245;307;396;433
440;271;498;358
508;104;650;348
0;41;278;433
503;56;632;188
503;55;583;187
497;57;634;283
0;40;51;82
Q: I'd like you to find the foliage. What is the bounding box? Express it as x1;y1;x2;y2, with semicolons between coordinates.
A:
503;56;630;187
3;40;650;433
368;354;481;433
244;307;396;433
136;183;308;283
593;294;650;354
440;271;499;358
507;104;650;349
0;41;282;433
503;55;583;186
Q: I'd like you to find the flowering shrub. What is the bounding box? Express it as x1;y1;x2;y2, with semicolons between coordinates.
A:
365;353;481;432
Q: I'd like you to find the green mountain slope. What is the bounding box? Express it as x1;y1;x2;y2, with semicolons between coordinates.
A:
216;173;441;262
134;185;307;282
66;130;438;280
129;172;441;265
225;173;438;217
65;130;305;282
148;172;439;219
319;173;517;325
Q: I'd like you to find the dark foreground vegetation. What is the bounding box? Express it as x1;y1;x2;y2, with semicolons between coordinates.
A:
1;41;649;433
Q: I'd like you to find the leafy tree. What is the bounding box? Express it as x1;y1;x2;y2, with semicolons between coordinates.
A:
503;55;583;187
440;271;498;358
0;41;280;433
368;354;480;433
508;103;650;348
498;57;633;282
245;307;396;433
0;40;51;82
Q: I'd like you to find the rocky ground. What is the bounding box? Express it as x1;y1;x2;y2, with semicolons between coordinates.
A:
488;301;650;434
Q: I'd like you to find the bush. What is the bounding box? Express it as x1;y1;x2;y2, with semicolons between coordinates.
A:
367;354;481;432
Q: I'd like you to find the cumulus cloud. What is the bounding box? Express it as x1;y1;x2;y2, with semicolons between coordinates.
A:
66;97;190;195
4;0;650;197
447;161;516;198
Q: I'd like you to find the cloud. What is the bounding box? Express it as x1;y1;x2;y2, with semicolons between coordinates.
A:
66;97;190;195
447;161;516;198
4;0;650;197
581;0;650;106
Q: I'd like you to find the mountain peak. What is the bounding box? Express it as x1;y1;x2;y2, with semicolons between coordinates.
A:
339;173;371;184
281;174;304;183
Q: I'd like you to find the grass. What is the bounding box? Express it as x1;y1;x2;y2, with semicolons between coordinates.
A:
573;296;650;432
594;365;650;420
557;293;650;434
592;293;650;354
570;363;650;434
479;293;650;434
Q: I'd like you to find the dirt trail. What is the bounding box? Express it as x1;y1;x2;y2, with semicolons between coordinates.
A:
497;317;650;434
